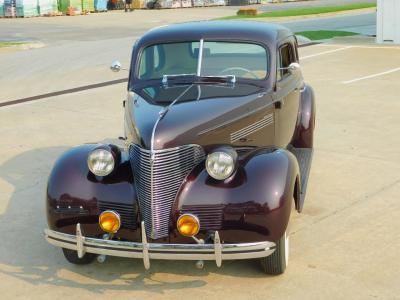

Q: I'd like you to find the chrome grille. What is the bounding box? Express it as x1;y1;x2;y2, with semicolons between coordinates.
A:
180;204;224;230
129;144;205;239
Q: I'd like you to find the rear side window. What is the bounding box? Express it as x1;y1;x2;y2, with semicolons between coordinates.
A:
277;43;296;81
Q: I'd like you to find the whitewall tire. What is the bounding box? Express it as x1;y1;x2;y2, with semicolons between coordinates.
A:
260;231;289;275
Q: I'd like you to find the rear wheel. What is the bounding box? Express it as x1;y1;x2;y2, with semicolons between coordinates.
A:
260;231;289;275
62;248;96;265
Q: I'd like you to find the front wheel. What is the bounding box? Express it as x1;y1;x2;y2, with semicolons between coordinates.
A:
260;231;289;275
62;248;96;265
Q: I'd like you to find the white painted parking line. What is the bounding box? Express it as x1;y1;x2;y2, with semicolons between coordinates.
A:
317;44;400;50
342;67;400;84
300;46;353;60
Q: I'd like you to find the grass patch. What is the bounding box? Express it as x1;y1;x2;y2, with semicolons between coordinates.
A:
296;30;359;40
220;3;376;20
0;42;25;48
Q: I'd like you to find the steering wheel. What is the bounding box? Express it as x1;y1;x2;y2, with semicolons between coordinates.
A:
218;67;259;79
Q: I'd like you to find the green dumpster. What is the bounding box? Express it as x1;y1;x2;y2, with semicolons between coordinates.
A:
58;0;81;14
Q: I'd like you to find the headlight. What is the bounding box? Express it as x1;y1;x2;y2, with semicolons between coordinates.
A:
206;149;237;180
87;148;115;176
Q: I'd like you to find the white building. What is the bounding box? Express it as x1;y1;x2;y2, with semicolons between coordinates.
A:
377;0;400;44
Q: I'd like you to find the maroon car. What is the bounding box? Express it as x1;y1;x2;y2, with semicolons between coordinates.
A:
45;21;315;275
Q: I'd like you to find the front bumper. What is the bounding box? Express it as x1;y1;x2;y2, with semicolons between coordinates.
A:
45;222;276;269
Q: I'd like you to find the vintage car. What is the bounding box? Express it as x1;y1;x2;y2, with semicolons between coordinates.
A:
45;21;315;275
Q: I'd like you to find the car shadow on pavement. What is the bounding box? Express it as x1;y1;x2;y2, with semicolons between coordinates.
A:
0;145;270;294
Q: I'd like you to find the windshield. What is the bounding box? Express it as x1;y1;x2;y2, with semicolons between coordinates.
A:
138;41;268;81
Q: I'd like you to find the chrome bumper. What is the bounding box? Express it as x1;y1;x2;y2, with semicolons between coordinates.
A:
45;222;276;269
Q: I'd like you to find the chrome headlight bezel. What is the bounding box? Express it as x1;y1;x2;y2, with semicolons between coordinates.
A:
87;148;115;177
205;147;237;180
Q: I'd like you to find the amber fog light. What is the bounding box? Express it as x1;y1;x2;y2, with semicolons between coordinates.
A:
177;214;200;237
99;211;121;233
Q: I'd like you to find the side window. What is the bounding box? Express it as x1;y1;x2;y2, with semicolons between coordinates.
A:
277;43;295;81
139;45;163;78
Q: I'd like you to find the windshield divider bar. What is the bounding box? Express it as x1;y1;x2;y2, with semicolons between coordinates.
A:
196;39;204;77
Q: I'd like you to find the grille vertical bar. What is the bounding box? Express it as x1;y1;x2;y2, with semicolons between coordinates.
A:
129;144;205;239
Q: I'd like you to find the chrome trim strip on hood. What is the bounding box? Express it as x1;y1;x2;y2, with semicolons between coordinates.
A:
150;84;194;154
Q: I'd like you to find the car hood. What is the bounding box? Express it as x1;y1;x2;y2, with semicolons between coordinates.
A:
125;83;275;150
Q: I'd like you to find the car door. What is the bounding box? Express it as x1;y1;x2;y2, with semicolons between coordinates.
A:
274;39;302;148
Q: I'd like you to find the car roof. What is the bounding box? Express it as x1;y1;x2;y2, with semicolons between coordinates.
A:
137;21;293;47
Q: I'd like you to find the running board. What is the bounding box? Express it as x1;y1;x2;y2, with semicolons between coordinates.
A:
289;147;313;212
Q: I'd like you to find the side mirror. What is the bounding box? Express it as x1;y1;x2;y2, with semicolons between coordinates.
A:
287;62;301;76
110;60;122;72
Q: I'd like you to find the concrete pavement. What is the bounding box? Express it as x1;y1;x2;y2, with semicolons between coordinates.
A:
0;9;238;103
0;8;237;44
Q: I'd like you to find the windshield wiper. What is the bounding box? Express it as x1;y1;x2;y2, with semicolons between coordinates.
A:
162;74;196;86
162;74;236;87
197;75;236;84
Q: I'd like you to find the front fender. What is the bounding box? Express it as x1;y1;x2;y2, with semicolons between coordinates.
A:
46;144;139;240
173;148;299;243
